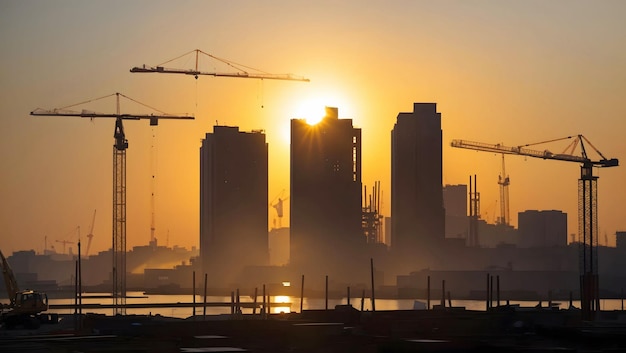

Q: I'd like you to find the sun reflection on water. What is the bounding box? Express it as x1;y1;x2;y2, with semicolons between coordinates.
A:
272;295;292;314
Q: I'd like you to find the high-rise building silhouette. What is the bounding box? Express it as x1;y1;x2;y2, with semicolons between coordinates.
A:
290;107;364;278
391;103;445;259
199;126;268;284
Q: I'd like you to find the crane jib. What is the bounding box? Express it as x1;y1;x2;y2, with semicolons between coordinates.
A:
450;138;618;167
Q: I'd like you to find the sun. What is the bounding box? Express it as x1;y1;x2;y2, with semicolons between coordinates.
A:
294;98;327;125
291;90;354;125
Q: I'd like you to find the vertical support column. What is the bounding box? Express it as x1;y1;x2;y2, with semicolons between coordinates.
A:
112;142;127;315
203;274;208;319
469;175;480;247
427;275;431;310
490;275;494;309
579;165;599;321
486;273;490;311
370;258;376;312
74;260;78;331
347;286;351;306
496;275;500;307
192;271;196;319
300;274;304;313
78;241;82;330
262;284;266;318
325;275;328;310
252;287;258;315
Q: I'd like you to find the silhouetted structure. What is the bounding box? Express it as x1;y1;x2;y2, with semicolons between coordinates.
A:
518;210;567;248
200;126;268;285
617;231;626;249
391;103;445;262
468;175;480;247
362;181;384;244
443;184;468;239
290;107;364;280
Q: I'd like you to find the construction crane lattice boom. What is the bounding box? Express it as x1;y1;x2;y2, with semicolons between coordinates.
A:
31;93;194;316
451;136;618;168
130;49;310;82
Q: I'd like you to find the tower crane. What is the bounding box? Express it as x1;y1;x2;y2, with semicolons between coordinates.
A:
270;190;289;229
55;225;80;254
451;134;618;320
55;240;75;255
497;154;511;226
31;93;194;315
85;209;96;257
130;49;310;82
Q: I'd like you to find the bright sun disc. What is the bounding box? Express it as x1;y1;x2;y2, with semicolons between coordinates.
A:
294;99;328;125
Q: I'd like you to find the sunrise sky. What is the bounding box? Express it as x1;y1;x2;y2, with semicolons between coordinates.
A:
1;0;625;254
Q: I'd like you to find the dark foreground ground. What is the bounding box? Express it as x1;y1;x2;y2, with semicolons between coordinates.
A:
2;306;626;352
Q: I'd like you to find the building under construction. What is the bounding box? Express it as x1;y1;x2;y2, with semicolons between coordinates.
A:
290;107;364;280
199;126;268;285
362;181;384;245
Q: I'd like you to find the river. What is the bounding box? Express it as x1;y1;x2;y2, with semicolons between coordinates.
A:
46;291;626;319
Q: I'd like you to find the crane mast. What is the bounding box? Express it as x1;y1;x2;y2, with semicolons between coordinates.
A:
150;130;157;246
85;209;96;257
112;115;127;313
497;154;510;226
452;135;618;321
31;93;193;315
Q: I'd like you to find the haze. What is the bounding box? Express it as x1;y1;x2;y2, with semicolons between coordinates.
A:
1;0;625;254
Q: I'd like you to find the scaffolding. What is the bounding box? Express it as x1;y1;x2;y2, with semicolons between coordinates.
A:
362;181;383;244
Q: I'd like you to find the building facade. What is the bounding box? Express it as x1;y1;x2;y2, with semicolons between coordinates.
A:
200;126;268;285
617;231;626;249
443;184;468;239
391;103;445;259
518;210;567;248
290;107;364;279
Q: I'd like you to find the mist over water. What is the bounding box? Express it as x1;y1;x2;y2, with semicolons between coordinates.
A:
46;291;626;319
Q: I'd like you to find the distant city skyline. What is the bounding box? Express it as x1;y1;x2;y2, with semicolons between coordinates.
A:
2;1;625;254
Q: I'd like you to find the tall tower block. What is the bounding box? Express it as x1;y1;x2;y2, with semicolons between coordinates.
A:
200;126;268;285
391;103;445;260
290;107;364;279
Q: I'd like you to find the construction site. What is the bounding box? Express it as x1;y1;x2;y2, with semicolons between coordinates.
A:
2;23;626;353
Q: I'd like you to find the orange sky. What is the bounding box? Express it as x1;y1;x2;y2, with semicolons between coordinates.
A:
1;1;625;254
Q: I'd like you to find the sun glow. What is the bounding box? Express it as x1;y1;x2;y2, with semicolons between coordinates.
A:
295;99;327;125
274;295;291;303
272;295;292;314
293;93;354;126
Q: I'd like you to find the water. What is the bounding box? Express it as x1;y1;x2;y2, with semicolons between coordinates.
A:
46;292;626;319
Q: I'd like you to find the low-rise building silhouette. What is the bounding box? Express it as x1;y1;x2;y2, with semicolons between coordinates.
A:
518;210;567;248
